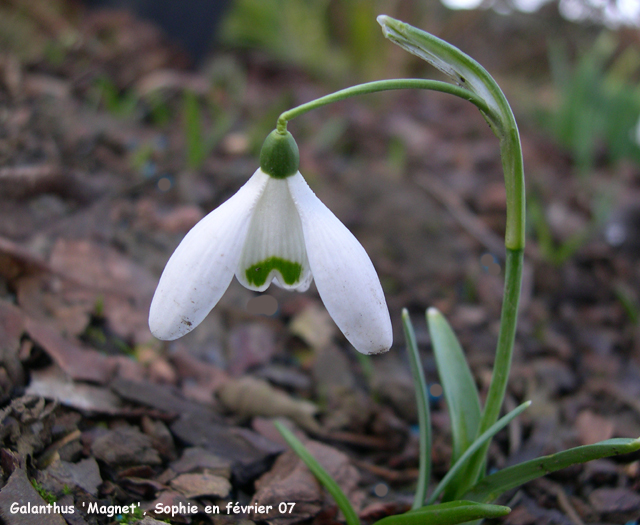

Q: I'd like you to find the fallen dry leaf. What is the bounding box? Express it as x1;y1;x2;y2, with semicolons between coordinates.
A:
251;438;363;525
588;487;640;517
289;302;336;350
44;457;102;496
576;410;615;445
227;322;279;376
91;426;161;467
0;299;26;387
25;317;117;384
0;467;66;525
169;413;283;485
218;376;320;434
170;472;231;499
169;447;233;478
48;239;155;344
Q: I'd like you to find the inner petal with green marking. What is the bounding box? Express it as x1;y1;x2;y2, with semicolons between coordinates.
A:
245;257;303;287
236;175;312;292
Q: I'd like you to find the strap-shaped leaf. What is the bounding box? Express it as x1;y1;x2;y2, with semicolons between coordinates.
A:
464;437;640;503
427;400;530;505
426;308;481;498
402;309;431;509
373;500;510;525
274;421;360;525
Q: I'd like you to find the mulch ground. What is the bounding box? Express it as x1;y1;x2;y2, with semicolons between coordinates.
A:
1;2;639;525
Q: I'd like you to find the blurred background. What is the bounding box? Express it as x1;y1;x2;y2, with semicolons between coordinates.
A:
1;1;640;523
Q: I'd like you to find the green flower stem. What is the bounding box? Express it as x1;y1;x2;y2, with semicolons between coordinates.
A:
462;248;524;493
498;127;526;251
277;36;527;496
402;309;431;509
375;15;525;251
482;249;524;427
276;79;494;135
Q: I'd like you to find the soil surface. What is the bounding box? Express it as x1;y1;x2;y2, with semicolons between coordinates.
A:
0;2;639;525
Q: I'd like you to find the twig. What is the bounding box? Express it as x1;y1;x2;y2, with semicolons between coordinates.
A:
588;380;640;418
534;478;586;525
351;459;418;483
0;164;64;198
414;174;542;263
414;174;505;256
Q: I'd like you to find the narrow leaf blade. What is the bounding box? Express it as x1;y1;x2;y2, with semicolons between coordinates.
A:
274;421;360;525
402;309;431;509
427;308;481;464
427;401;531;505
465;437;640;503
373;500;510;525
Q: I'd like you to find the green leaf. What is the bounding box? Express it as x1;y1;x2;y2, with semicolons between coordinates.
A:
465;437;640;503
373;500;510;525
274;421;360;525
427;401;531;505
402;309;431;509
426;308;481;499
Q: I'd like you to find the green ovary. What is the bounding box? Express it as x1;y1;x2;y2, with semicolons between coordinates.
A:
245;257;302;287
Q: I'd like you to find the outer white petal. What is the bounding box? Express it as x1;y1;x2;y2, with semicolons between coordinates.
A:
236;177;312;292
287;172;392;354
149;169;269;340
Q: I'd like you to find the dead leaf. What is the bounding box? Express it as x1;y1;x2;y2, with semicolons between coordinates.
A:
0;396;57;459
110;377;213;417
588;487;640;516
218;376;320;434
26;368;123;414
576;410;615;445
0;235;50;282
169;447;232;478
227;323;279;376
135;198;204;233
25;317;116;384
16;274;91;336
48;239;155;344
0;299;26;386
0;467;66;525
170;472;230;499
169;413;283;485
251;438;363;525
289;302;336;349
141;416;176;460
44;457;102;496
91;426;161;467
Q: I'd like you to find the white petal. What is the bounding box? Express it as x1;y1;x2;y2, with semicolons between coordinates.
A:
287;172;392;354
236;176;312;292
149;169;269;340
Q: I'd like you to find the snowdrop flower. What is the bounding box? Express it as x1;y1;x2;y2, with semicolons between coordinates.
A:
149;130;392;354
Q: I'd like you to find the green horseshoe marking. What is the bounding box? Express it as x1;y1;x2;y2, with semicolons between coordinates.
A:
245;257;302;287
